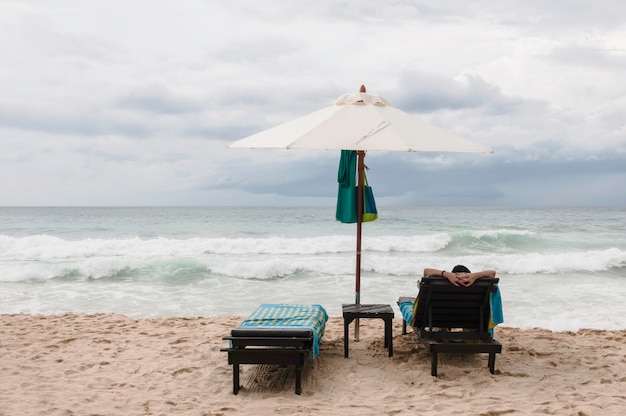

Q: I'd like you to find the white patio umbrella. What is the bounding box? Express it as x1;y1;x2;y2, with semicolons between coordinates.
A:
229;85;493;337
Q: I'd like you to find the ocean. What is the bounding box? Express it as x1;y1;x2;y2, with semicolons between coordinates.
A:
1;206;624;331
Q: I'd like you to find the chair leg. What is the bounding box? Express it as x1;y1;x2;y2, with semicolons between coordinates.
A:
488;353;496;374
295;365;302;395
233;364;240;395
431;352;438;377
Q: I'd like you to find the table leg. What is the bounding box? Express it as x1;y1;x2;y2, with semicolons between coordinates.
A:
344;318;350;358
386;318;393;357
383;318;389;348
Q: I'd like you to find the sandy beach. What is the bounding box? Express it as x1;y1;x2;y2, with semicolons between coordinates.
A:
1;313;625;415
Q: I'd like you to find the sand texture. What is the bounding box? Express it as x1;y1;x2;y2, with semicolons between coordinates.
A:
1;314;625;415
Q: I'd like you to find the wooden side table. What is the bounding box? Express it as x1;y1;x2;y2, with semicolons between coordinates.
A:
342;304;394;358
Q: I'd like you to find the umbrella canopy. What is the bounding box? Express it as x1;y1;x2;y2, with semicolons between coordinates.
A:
229;86;492;337
229;89;493;154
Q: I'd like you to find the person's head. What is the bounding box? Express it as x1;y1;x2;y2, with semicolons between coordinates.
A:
452;265;471;273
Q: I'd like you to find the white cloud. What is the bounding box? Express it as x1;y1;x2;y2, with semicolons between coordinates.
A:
0;0;625;206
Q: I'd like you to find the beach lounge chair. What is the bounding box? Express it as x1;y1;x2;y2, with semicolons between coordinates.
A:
221;303;328;395
398;276;503;377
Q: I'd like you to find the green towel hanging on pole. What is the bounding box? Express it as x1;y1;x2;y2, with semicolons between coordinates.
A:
335;150;357;223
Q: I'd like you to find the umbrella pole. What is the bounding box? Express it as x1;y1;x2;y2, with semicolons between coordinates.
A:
355;150;365;341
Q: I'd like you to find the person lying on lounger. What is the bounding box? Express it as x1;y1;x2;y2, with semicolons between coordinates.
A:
423;265;496;287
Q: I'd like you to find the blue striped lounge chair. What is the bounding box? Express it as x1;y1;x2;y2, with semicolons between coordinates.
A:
221;303;328;394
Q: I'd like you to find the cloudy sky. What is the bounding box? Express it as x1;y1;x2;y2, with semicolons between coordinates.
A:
1;0;625;207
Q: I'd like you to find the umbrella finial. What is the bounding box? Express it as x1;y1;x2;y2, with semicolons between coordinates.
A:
360;85;366;93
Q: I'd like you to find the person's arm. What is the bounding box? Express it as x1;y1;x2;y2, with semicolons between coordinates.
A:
423;268;462;287
459;270;496;286
424;268;496;287
423;268;442;277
